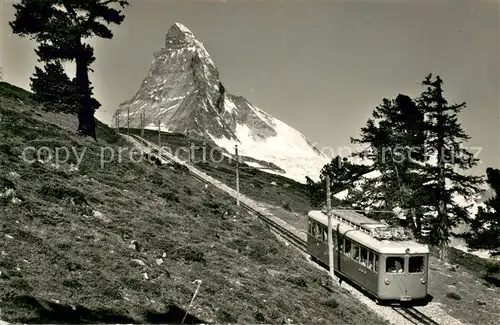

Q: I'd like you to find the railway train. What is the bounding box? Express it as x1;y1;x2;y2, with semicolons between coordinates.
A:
307;209;430;305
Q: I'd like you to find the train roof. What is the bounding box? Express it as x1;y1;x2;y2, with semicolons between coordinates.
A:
308;210;429;255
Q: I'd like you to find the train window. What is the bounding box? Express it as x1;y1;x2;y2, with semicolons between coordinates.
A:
367;251;373;270
374;253;379;272
352;244;360;261
409;256;424;273
308;220;313;234
314;223;320;239
323;227;328;243
386;257;405;273
344;239;351;257
360;246;368;267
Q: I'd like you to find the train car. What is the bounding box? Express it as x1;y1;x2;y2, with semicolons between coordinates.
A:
307;209;429;304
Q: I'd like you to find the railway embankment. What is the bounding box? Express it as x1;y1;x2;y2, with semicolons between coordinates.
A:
126;136;482;325
0;84;387;324
1;83;498;325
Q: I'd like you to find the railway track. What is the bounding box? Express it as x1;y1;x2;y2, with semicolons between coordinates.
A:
392;307;440;325
239;203;308;252
127;134;446;325
128;134;308;253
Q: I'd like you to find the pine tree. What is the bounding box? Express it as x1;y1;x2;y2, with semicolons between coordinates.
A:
306;156;370;208
306;176;326;208
30;61;79;113
9;0;129;140
349;94;427;231
416;74;483;260
463;167;500;255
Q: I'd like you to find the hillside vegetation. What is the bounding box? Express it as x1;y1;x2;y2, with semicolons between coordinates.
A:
0;83;387;324
127;113;500;325
126;128;312;215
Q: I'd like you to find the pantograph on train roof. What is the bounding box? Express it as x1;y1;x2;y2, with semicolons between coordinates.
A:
321;208;414;242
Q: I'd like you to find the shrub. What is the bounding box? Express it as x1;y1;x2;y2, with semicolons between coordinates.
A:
286;276;308;287
160;191;179;203
38;183;87;205
446;292;462;300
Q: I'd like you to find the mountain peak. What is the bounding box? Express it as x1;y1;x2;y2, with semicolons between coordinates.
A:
118;26;327;184
164;22;215;67
173;22;193;34
166;22;194;45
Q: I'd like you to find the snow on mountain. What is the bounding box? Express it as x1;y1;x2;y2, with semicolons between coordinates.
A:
115;22;328;184
333;169;381;201
208;106;329;183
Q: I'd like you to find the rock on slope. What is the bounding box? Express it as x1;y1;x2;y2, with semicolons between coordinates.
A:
115;22;328;183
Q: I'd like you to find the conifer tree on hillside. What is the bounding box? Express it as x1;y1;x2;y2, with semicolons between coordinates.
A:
306;156;370;208
463;167;500;256
30;61;80;114
9;0;129;140
348;94;427;229
416;74;483;260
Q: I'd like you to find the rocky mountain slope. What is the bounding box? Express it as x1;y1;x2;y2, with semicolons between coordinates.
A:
115;22;328;183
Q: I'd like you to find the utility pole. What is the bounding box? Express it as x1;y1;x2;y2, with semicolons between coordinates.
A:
158;120;162;154
116;113;119;133
127;106;130;136
140;110;145;139
139;110;145;151
188;141;192;163
326;175;334;279
235;144;240;206
116;111;120;133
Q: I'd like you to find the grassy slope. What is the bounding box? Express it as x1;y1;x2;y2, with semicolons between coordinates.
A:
128;120;500;324
0;83;386;324
133;127;500;277
127;128;313;215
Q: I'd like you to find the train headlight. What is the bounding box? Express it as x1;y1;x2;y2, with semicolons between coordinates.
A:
384;278;390;285
420;278;426;284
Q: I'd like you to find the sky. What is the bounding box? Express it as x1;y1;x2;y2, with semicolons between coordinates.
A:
2;0;499;175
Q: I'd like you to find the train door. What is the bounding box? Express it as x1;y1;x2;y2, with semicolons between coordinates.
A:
379;255;411;300
357;246;373;289
334;232;343;273
307;218;322;260
369;251;380;295
403;254;428;300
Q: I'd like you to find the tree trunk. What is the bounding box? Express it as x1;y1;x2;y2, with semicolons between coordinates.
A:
436;96;448;262
439;241;449;262
415;209;422;239
75;53;96;140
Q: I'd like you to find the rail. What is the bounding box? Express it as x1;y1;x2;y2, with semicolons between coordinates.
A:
128;134;308;253
238;203;307;253
392;307;440;325
126;134;444;325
